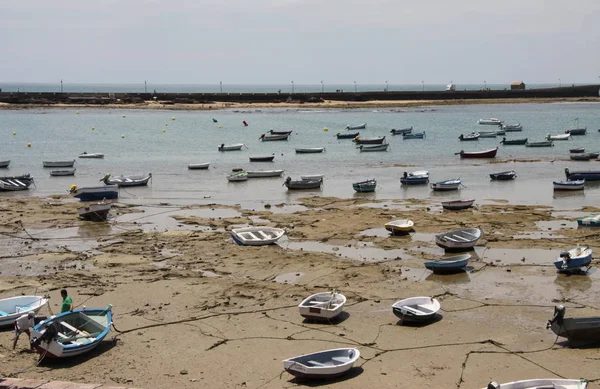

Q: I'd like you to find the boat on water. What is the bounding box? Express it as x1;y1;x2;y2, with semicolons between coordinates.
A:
547;305;600;348
259;133;289;141
490;170;516;180
227;171;248;182
70;185;119;201
295;147;325;154
0;160;10;168
352;179;376;192
565;168;600;181
0;295;49;327
268;129;293;136
300;174;324;181
390;127;412;135
359;143;389;152
218;143;244;151
230;226;285;245
0;174;34;191
384;219;414;234
478;118;503;125
50;168;76;176
570;147;585;153
554;246;592;271
282;348;360;380
249;155;275;162
246;169;284;178
392;297;441;323
101;173;151;187
43;160;75;168
502;123;523;131
500;137;527;145
78;202;111;221
495;129;506;135
547;133;571;141
457;147;498;158
346;123;367;130
403;131;425;139
578;214;600;227
298;291;346;320
525;140;553;147
565;118;587;136
424;254;471;274
30;306;112;358
478;131;498;138
78;152;104;159
188;162;210;170
401;171;429;185
435;228;482;250
353;136;386;145
459;133;480;141
336;131;359;139
441;199;475;210
570;153;594;161
284;176;322;190
431;178;461;191
483;379;587;389
553;179;585;191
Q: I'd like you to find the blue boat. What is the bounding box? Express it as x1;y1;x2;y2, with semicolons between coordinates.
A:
565;168;600;181
578;215;600;227
400;171;429;185
69;185;119;201
390;127;412;135
424;254;470;274
554;246;593;272
352;179;376;192
403;131;426;139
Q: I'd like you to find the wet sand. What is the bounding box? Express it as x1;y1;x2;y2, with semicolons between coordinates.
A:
0;195;599;388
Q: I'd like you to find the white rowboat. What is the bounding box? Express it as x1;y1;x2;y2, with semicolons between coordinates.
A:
0;295;49;327
482;379;587;389
230;226;285;245
298;292;346;320
188;163;210;170
283;348;360;379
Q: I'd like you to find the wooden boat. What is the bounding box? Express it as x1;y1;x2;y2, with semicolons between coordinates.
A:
553;179;585;191
298;291;346;320
384;219;414;234
547;305;600;347
259;133;289;141
0;295;49;327
230;226;285;245
424;254;471;274
295;147;325;154
554;246;592;271
227;171;248;182
565;168;600;181
188;162;210;170
78;152;104;159
30;306;112;358
566;128;587;135
43;160;75;168
478;131;497;138
284;176;322;190
401;171;429;185
403;132;425;139
0;160;10;168
390;127;412;135
441;199;475;210
268;129;293;136
352;179;376;192
336;131;359;139
78;202;111;221
478;118;503;125
353;136;386;145
500;137;527;145
359;143;389;152
249;155;275;162
435;228;482;250
457;147;498;158
0;174;34;191
300;174;324;181
547;133;571;141
502;123;523;131
483;379;587;389
70;185;119;201
282;348;360;379
525;140;553;147
431;178;461;191
490;170;516;180
218;143;244;151
101;173;151;187
392;297;441;322
570;147;585;153
459;133;480;141
50;168;76;176
346;123;366;130
570;153;594;161
246;170;284;178
578;214;600;227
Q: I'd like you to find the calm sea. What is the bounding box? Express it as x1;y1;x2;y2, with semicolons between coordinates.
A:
1;101;599;208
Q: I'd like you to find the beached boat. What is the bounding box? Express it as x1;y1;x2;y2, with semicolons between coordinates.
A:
565;168;600;181
78;152;104;159
553;179;585;191
525;140;553;147
0;160;10;168
295;147;325;154
70;185;119;201
30;306;112;358
431;178;461;191
101;173;151;187
424;254;471;274
570;153;594;161
359;143;389;152
300;174;324;181
346;123;367;130
400;171;429;185
78;202;111;221
284;176;322;190
478;118;503;125
500;137;527;145
249;155;275;162
298;291;346;320
246;170;284;178
43;160;75;168
0;295;49;327
230;226;285;245
353;136;386;145
570;147;585;153
578;214;600;227
403;131;425;139
459;133;480;141
282;348;360;379
441;199;475;210
336;131;359;139
482;379;587;389
50;168;76;176
457;147;498;158
188;162;210;170
352;179;376;192
0;174;34;191
547;133;571;141
392;297;441;323
554;246;592;271
390;127;412;135
502;123;523;131
547;305;600;347
218;143;244;151
587;152;599;159
384;219;414;234
268;129;293;136
227;171;248;182
259;133;289;141
490;170;516;180
478;131;498;138
435;228;482;250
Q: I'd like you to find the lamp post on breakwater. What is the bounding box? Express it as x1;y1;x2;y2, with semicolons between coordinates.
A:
291;81;294;93
321;80;324;93
484;80;487;90
60;79;63;93
385;80;388;91
559;78;561;88
421;80;424;92
354;81;357;92
220;81;223;94
144;80;147;93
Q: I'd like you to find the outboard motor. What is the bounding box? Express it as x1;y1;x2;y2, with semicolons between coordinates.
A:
487;382;500;389
31;322;59;347
546;305;566;329
559;251;571;260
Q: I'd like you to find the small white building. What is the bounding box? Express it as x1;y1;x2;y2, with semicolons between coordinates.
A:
446;83;456;91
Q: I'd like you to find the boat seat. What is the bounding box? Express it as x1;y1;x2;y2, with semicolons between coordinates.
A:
257;230;272;239
331;357;349;363
450;235;471;242
0;310;7;316
399;306;423;315
241;232;260;240
442;236;459;242
416;305;434;314
306;360;328;367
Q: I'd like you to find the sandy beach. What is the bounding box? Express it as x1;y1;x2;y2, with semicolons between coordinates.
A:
0;194;599;389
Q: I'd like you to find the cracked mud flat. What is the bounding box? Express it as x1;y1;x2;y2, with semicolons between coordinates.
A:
0;196;599;389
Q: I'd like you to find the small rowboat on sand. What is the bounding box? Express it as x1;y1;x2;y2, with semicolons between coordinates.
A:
435;228;482;250
283;348;360;380
298;291;346;320
230;226;285;245
0;295;49;327
392;296;441;323
424;254;471;274
441;199;475;210
384;219;414;234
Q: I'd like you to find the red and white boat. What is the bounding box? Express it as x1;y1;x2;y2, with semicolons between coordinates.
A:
441;199;475;210
457;147;498;158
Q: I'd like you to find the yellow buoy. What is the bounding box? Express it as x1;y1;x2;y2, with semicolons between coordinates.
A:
122;115;126;118
171;117;176;120
12;132;16;136
165;123;168;126
121;135;125;138
76;111;80;114
323;127;328;132
162;129;166;133
218;125;222;128
27;143;31;147
91;127;95;131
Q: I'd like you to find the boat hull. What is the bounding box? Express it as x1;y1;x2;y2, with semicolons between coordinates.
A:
553;180;585;191
295;148;324;154
403;132;425;139
490;171;516;180
359;144;388;152
71;185;119;201
392;297;440;322
459;148;498;158
442;199;474;210
353;180;376;192
353;137;386;145
103;174;151;187
188;163;210;170
283;348;360;380
0;296;49;327
43;160;75;168
424;254;470;274
0;176;34;191
249;156;275;162
246;170;284;178
50;169;76;176
526;141;553;147
285;177;322;190
565;168;600;181
500;138;527;145
336;132;359;139
218;144;244;151
78;203;111;221
384;219;414;234
230;227;285;245
435;228;482;250
0;160;10;168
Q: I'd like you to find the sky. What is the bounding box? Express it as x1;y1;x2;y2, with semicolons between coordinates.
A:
1;0;599;85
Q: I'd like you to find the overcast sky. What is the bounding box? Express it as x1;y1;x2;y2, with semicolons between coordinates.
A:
1;0;599;85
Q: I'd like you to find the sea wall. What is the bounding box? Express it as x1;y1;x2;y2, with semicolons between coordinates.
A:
0;84;598;105
0;377;141;389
